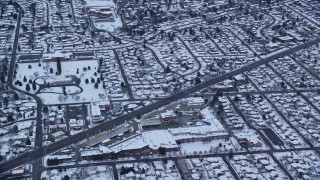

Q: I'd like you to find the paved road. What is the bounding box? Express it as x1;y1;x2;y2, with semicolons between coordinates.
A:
268;152;294;180
244;70;318;153
264;64;318;148
260;12;276;40
199;88;320;97
0;118;36;128
173;159;186;180
1;28;320;175
176;35;203;76
112;49;134;99
204;31;227;55
5;5;44;179
226;96;275;150
300;0;319;10
69;0;76;23
145;44;166;70
284;3;320;27
44;0;49;27
291;56;320;81
40;146;320;179
112;164;119;180
222;156;240;180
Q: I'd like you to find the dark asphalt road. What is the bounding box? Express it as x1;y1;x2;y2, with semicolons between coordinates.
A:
5;5;44;179
41;146;320;178
245;72;314;148
222;156;241;180
264;64;318;148
1;36;320;174
204;31;227;55
145;44;166;70
7;6;44;149
199;88;320;96
176;35;203;76
268;152;294;180
260;12;276;40
2;9;320;174
113;49;134;99
226;96;275;149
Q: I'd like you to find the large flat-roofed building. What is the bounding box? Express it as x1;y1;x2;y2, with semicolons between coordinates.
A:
160;110;177;123
107;130;179;154
168;107;229;143
200;107;225;131
141;116;162;127
186;97;205;108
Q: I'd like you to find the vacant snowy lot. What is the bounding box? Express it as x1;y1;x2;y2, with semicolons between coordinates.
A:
14;60;107;104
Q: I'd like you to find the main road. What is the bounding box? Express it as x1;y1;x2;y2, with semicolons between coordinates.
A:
5;5;44;179
7;6;44;149
1;28;320;174
112;49;134;99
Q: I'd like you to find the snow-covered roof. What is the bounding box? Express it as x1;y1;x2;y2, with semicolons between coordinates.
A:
108;130;178;153
80;149;103;157
160;110;176;119
43;51;72;59
91;105;102;116
47;154;72;160
200;107;225;131
186;97;205;106
142;130;178;150
141;118;161;126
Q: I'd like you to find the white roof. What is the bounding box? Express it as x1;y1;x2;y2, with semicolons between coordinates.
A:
12;168;24;175
142;130;178;150
160;110;176;118
47;154;72;160
80;149;103;157
108;130;178;153
200;107;225;131
186;97;205;105
43;51;72;58
91;105;101;116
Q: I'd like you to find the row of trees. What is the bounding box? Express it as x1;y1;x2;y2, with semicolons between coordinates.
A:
0;57;8;84
24;81;37;91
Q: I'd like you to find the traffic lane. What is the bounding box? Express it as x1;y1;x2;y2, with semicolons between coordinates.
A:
1;37;320;173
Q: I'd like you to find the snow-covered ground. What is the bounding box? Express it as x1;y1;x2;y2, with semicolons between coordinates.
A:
230;154;288;179
86;0;123;31
14;60;108;105
179;137;242;154
94;18;122;32
275;150;320;179
41;165;114;179
117;161;181;180
179;157;235;179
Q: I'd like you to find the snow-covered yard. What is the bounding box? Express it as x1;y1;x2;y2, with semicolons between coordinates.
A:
41;165;114;180
86;0;122;31
14;60;108;105
179;138;242;154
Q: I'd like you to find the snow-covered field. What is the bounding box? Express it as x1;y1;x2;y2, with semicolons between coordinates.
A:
14;60;108;105
179;138;242;154
40;86;82;95
94;19;122;32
